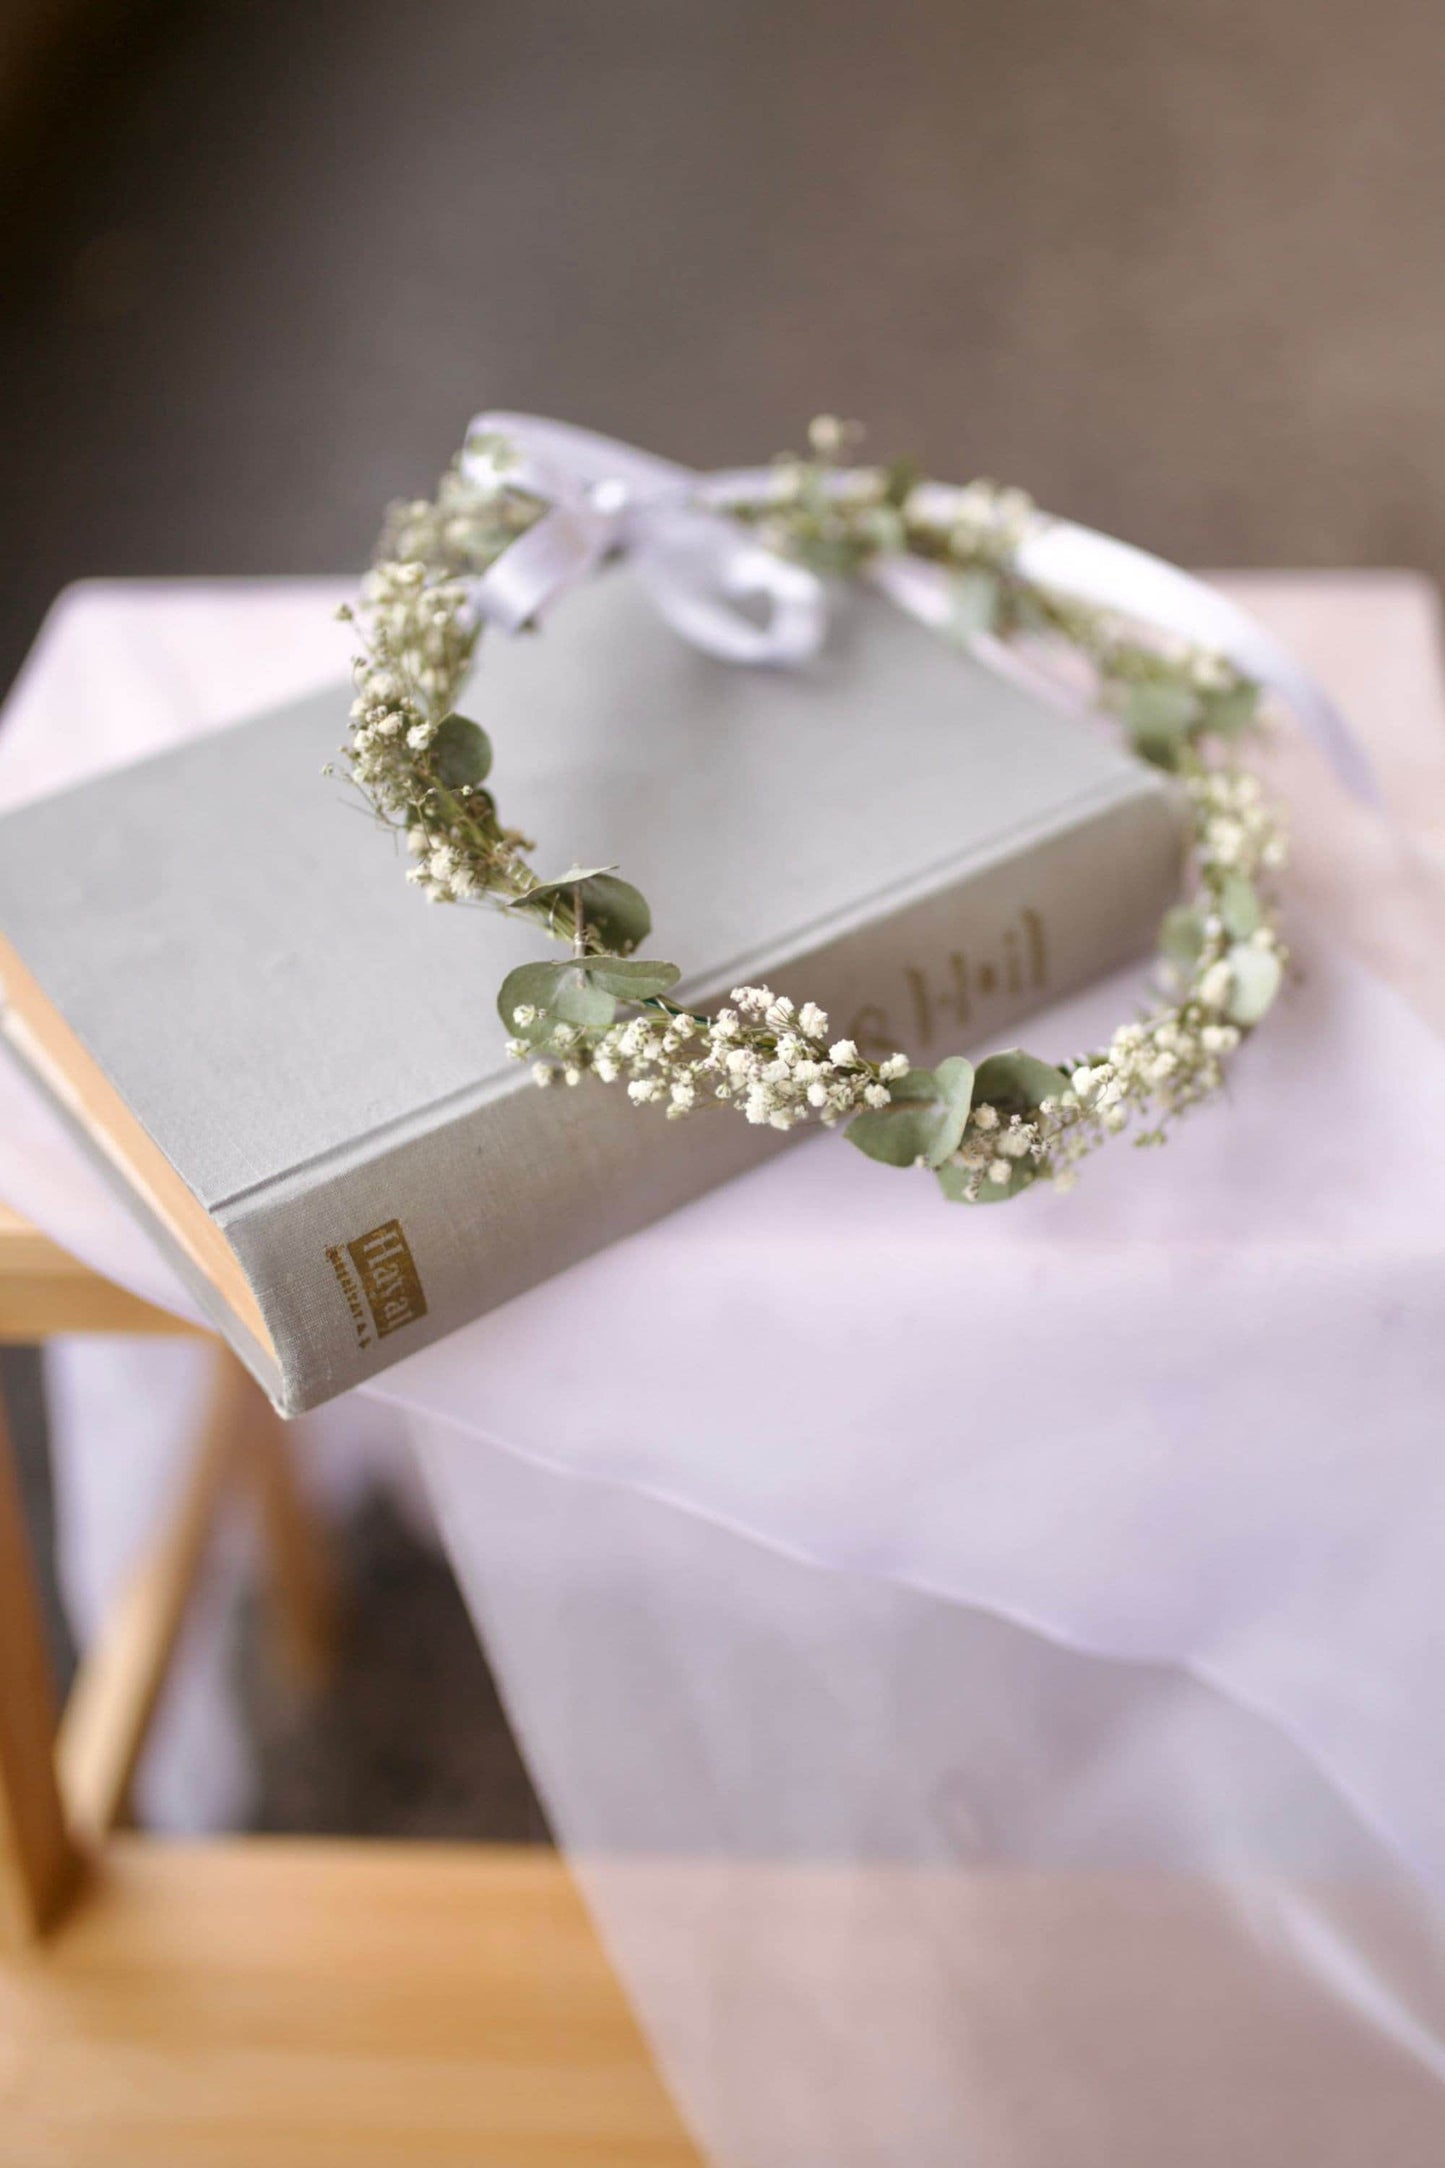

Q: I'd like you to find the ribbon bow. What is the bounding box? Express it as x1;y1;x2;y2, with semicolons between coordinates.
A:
463;412;825;667
463;411;1377;804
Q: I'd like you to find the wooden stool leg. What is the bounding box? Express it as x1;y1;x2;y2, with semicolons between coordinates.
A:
55;1346;261;1842
248;1402;340;1690
0;1378;80;1943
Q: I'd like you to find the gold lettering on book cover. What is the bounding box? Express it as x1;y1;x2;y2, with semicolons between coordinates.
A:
346;1218;428;1339
848;905;1049;1056
325;1243;371;1350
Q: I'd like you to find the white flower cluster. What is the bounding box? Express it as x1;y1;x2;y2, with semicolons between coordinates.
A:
403;826;489;904
511;988;911;1131
375;444;535;579
944;1095;1065;1199
1016;763;1289;1185
1191;765;1288;875
354;562;474;747
338;452;546;909
1181;645;1233;693
1061;1010;1235;1154
943;479;1037;561
338;559;474;828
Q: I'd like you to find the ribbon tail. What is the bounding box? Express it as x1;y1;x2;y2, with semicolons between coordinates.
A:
465;503;607;635
1019;521;1381;806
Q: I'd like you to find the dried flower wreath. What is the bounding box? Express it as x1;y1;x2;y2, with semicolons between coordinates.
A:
336;414;1306;1203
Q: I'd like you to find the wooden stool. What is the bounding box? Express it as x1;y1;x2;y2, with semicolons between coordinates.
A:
0;1203;698;2165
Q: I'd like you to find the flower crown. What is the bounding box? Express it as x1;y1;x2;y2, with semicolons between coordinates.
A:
335;413;1369;1204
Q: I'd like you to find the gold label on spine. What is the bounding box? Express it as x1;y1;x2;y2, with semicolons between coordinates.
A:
333;1218;428;1342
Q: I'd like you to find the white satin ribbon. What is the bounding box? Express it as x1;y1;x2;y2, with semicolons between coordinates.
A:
464;411;1378;803
464;413;826;666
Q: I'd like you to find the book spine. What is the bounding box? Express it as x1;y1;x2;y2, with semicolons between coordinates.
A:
225;778;1182;1414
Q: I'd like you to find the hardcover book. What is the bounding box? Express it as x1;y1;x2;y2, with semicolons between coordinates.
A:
0;571;1182;1413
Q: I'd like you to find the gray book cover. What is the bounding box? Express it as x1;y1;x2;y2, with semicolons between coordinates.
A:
0;571;1181;1412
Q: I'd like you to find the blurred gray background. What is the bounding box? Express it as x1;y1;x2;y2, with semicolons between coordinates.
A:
2;0;1443;1833
4;0;1444;691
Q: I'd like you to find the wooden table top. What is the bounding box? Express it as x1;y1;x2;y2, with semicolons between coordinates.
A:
0;1202;196;1341
1;1838;700;2166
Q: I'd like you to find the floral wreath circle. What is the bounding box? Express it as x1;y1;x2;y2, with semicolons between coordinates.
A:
337;416;1301;1204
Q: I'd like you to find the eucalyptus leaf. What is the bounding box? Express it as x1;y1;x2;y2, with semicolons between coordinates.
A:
1126;681;1200;736
794;532;873;578
1125;680;1200;770
971;1048;1069;1115
1130;729;1182;773
577;875;652;954
1199;683;1259;738
511;863;617;897
1159;907;1207;971
950;569;1000;640
859;505;907;556
511;866;653;954
584;956;681;1001
937;1159;1039;1205
847;1095;941;1169
928;1056;977;1166
1224;943;1282;1026
550;966;623;1027
496;960;617;1037
846;1057;975;1171
1217;872;1262;940
1006;587;1052;637
883;1068;945;1103
497;962;566;1040
971;1160;1040;1204
429;712;493;788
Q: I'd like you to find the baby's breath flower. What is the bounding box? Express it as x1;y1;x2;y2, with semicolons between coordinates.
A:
1197;961;1233;1011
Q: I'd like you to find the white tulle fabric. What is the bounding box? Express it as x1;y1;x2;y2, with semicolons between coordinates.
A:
5;574;1445;2163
